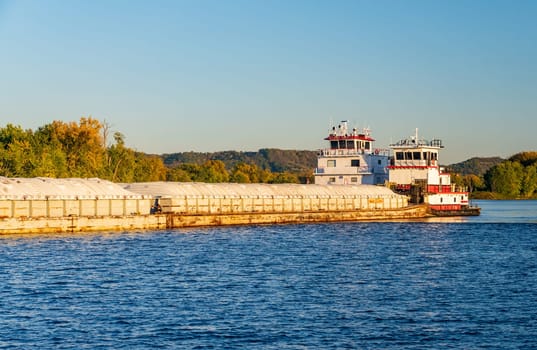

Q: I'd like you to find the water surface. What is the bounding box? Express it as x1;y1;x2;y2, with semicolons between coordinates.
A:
0;201;536;349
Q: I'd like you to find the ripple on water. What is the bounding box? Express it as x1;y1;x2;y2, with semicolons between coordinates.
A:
0;222;536;348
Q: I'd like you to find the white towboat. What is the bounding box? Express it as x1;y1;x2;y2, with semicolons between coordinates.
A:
314;123;480;216
314;121;389;185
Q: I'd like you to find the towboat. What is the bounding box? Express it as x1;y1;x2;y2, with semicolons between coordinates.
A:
314;120;389;185
314;122;480;217
387;129;480;216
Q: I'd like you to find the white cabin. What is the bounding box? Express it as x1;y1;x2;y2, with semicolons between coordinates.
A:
314;121;389;185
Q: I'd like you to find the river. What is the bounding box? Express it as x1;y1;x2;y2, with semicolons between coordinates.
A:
0;200;536;349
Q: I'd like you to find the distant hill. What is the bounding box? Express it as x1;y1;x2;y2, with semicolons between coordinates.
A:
162;149;318;173
163;150;506;178
447;157;504;176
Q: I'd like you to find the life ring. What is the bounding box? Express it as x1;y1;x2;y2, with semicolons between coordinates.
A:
374;149;379;155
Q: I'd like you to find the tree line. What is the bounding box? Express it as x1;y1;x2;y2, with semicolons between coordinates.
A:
1;118;535;197
451;152;537;199
0;118;308;184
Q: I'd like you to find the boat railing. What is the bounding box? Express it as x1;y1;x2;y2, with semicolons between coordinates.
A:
318;149;389;157
314;166;372;175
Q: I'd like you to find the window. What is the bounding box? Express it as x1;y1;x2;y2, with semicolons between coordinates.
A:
396;152;404;160
327;160;336;167
365;142;370;150
413;152;421;160
351;159;360;167
405;152;412;160
378;159;382;165
330;141;338;149
351;177;358;183
329;177;336;183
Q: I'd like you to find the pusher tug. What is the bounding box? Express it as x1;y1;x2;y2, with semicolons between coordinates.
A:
314;122;480;217
314;120;390;186
388;128;480;216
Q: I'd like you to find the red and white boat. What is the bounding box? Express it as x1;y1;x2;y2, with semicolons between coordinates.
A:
314;123;480;216
388;129;480;216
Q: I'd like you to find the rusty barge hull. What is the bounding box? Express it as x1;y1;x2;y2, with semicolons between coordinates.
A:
0;205;429;235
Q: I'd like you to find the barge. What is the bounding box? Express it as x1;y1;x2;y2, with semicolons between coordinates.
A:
0;123;478;235
0;178;429;235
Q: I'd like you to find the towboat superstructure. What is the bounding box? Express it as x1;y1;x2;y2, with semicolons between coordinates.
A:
388;129;480;216
314;121;389;185
314;123;480;216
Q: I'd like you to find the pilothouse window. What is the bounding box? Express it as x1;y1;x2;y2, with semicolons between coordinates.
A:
351;159;360;167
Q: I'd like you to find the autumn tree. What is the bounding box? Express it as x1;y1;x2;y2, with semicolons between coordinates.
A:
36;118;106;177
230;162;270;183
463;174;485;192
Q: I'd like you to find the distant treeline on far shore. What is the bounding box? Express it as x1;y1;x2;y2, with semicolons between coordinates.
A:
1;118;535;199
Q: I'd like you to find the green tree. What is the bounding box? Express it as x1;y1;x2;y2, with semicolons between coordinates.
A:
230;162;270;183
485;161;523;197
33;123;68;177
520;163;537;198
463;174;485;192
178;163;202;181
166;166;193;182
269;172;299;183
104;132;136;182
196;160;229;183
451;173;464;188
133;153;167;182
509;152;537;167
0;124;36;176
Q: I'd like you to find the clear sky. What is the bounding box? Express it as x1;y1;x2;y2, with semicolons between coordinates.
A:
1;0;536;164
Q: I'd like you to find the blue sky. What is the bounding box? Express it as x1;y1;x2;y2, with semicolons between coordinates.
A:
1;0;536;164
